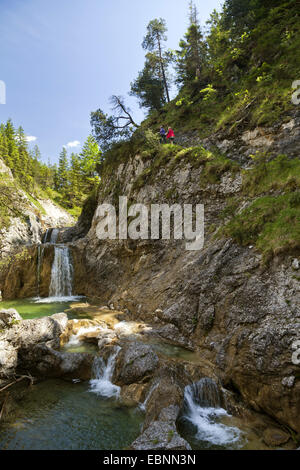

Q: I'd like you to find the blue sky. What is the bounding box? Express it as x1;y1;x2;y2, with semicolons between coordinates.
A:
0;0;223;163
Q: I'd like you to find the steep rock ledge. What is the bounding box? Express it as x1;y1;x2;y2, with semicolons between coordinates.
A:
68;133;300;434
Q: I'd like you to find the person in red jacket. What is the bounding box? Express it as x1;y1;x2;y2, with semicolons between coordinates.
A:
166;127;175;144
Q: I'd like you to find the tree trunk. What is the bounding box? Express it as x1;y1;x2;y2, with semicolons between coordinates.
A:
157;35;170;103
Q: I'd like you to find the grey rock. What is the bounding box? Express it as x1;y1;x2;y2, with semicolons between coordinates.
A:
131;419;191;450
292;259;299;270
115;341;159;385
0;308;22;329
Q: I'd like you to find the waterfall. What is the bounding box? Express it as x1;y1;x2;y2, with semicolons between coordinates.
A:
89;347;121;398
139;381;159;411
42;228;50;244
179;378;242;447
50;228;59;244
42;228;59;244
49;245;73;298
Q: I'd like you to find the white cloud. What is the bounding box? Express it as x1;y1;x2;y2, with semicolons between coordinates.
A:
65;140;80;148
26;135;37;143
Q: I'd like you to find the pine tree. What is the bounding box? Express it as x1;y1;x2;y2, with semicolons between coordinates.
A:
79;135;100;192
130;59;166;111
5;120;20;176
57;147;69;192
176;2;207;89
0;124;10;168
142;18;172;103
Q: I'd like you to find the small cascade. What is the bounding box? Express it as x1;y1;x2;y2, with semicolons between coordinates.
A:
42;228;60;244
50;228;59;244
89;347;121;398
42;228;50;244
139;381;159;411
49;245;73;298
179;378;242;448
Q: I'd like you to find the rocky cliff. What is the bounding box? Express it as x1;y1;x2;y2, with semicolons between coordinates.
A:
67;114;300;435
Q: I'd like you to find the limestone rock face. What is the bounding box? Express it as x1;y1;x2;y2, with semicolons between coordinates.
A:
4;313;68;351
66;134;300;436
131;405;191;450
176;108;300;164
0;313;89;382
0;340;18;380
20;344;93;380
0;156;74;263
1;244;54;300
114;341;159;385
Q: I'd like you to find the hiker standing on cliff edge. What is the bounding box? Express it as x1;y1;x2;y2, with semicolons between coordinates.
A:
166;127;175;144
159;125;167;144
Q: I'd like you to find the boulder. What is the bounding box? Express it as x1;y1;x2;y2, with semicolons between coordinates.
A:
4;313;68;351
263;428;290;447
0;309;22;329
131;405;191;450
114;341;159;385
21;344;94;380
0;340;18;380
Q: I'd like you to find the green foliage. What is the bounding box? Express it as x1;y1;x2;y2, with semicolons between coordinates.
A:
144;129;161;151
141;18;172;103
130;61;166;112
242;154;300;196
0;119;102;220
54;135;101;212
144;1;300;136
200;153;240;185
175;2;207;90
220;193;300;262
0;173;26;232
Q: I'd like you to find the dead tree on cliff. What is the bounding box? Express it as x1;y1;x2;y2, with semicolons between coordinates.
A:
91;95;139;151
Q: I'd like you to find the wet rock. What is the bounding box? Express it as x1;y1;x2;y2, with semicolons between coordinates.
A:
0;313;70;379
263;428;290;447
120;383;147;406
18;341;94;380
131;417;191;450
1;244;54;300
98;331;117;349
115;341;159;385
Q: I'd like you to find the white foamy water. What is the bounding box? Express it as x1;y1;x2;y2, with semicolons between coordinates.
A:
34;296;82;304
89;347;121;398
49;246;73;297
114;321;139;336
182;379;242;447
67;326;105;346
50;228;59;244
139;381;159;411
